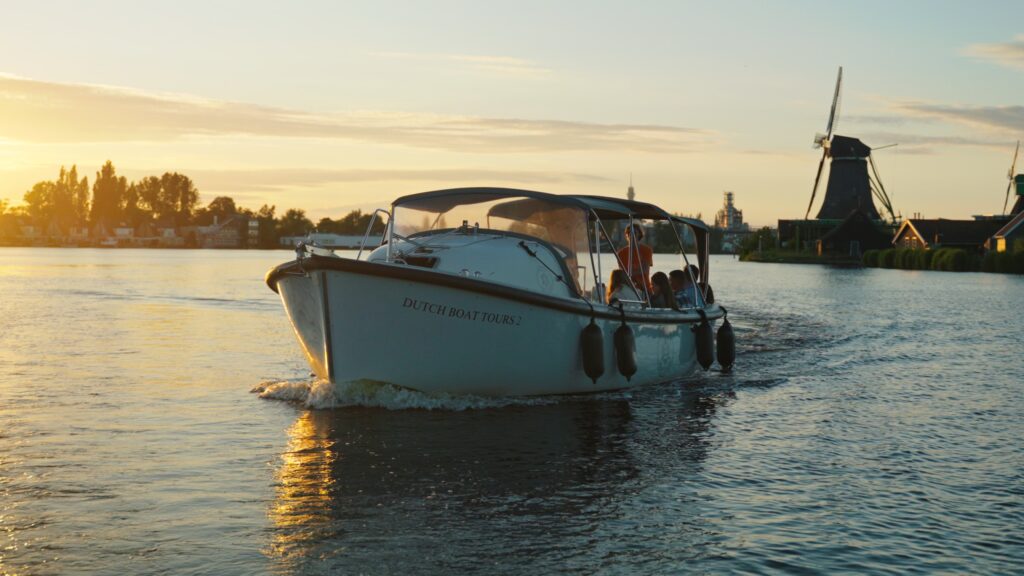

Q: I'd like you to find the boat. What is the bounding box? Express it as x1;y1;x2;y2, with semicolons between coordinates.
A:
266;187;730;396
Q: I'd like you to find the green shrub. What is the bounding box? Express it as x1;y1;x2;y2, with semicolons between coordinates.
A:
879;249;896;268
1013;250;1024;274
994;251;1016;274
915;250;933;270
931;248;950;271
862;250;880;267
892;248;908;269
904;249;921;269
982;251;998;272
946;249;969;272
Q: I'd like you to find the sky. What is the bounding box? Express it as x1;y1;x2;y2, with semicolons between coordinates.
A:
1;0;1023;226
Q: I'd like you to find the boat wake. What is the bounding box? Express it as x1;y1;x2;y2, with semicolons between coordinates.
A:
251;378;554;411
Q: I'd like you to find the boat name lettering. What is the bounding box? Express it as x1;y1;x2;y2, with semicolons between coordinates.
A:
402;297;522;326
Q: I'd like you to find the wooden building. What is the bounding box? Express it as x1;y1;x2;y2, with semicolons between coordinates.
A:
991;211;1024;253
892;219;1006;252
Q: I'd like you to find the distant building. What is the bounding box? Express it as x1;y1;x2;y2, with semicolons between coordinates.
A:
714;192;748;232
990;212;1024;253
247;219;259;248
892;218;1006;252
198;216;244;248
713;192;750;253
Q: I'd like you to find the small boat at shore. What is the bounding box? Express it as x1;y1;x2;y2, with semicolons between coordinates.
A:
266;187;730;396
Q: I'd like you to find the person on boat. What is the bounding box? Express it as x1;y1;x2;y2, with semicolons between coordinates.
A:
687;264;714;304
649;271;679;310
669;268;703;308
606;269;639;306
616;224;653;298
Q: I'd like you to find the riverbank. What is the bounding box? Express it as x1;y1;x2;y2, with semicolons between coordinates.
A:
739;249;861;267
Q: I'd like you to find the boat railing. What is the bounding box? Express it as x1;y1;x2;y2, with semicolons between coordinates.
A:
356;208;392;261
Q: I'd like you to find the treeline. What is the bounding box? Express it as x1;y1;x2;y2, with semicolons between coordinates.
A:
1;161;385;248
863;243;1024;274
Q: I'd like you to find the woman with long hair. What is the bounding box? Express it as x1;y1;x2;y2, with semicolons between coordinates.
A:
606;269;638;305
649;271;679;310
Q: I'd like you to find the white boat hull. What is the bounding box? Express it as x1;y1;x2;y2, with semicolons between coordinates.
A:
272;258;716;396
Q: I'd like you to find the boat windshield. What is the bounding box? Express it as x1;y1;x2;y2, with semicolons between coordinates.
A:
392;192;595;296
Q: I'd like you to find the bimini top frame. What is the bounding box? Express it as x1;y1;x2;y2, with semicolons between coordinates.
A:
388;187;712;302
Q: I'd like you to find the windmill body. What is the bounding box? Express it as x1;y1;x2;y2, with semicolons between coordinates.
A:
816;135;882;220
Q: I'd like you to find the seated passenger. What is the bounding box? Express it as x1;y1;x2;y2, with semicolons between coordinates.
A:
669;268;704;308
649;271;679;310
687;264;715;304
606;269;639;306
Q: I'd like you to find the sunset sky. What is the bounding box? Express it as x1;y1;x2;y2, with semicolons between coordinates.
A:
2;0;1023;226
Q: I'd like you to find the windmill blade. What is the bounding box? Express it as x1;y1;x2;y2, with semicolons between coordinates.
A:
805;149;828;219
869;154;897;222
1004;140;1020;215
1009;140;1020;179
826;66;843;139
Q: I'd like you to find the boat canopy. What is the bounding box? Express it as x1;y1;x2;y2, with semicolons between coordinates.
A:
391;187;711;286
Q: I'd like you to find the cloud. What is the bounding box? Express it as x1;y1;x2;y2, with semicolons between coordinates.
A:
847;131;1009;155
185;167;612;193
0;74;708;153
371;51;553;78
842;114;936;127
963;34;1024;70
892;101;1024;134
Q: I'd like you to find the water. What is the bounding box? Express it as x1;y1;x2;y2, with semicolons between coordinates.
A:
1;248;1022;575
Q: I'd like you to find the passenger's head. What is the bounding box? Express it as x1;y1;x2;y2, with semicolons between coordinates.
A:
669;269;687;291
687;264;701;283
609;269;629;291
651;272;677;309
607;269;630;302
625;224;644;243
651;270;667;291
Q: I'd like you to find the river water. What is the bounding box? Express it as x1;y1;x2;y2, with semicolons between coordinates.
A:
1;248;1021;575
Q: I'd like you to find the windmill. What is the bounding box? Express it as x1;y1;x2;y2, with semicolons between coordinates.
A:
804;67;898;223
1003;140;1020;215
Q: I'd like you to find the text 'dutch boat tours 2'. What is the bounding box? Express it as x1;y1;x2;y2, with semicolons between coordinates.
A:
266;187;734;396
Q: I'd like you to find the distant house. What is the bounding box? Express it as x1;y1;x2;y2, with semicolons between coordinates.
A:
279;233;384;250
990;211;1024;253
892;219;1006;252
68;227;90;242
198;216;243;248
247;219;259;248
19;224;39;239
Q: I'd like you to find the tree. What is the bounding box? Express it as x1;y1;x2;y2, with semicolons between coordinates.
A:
197;196;237;225
21;165;88;233
122;180;147;226
278;208;313;238
134;176;165;221
90;161;127;226
254;204;278;248
0;198;7;215
315;209;386;235
23;181;55;222
159;172;199;225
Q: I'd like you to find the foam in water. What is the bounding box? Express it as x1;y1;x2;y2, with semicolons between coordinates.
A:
251;378;552;411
